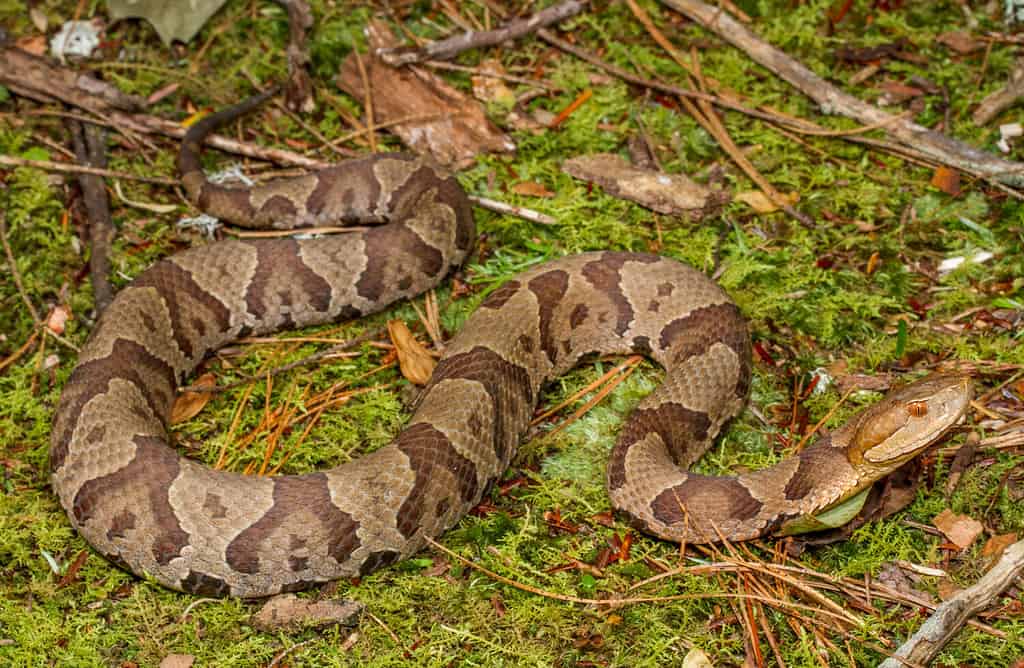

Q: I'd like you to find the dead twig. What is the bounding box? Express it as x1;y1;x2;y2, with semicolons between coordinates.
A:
0;210;41;325
67;120;116;312
274;0;315;113
0;155;178;185
973;56;1024;125
879;539;1024;668
377;0;588;67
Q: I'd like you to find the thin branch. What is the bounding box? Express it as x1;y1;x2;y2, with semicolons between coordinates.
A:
0;155;178;185
0;210;41;325
377;0;588;66
657;0;1024;188
67;120;116;312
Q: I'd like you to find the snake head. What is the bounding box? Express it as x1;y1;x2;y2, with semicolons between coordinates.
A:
847;373;973;470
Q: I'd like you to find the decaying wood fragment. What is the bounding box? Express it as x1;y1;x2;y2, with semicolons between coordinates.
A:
338;21;515;168
562;153;728;218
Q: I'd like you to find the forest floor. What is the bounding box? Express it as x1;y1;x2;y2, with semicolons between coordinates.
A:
1;1;1023;666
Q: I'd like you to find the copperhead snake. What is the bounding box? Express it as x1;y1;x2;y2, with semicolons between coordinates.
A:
50;92;973;597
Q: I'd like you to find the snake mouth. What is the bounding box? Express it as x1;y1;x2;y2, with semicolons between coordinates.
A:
859;374;973;466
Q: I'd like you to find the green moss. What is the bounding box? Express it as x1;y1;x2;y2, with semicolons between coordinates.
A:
2;0;1023;665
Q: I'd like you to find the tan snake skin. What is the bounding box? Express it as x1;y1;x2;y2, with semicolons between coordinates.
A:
50;93;972;597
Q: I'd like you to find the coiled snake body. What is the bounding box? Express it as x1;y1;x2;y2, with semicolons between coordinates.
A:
51;94;972;597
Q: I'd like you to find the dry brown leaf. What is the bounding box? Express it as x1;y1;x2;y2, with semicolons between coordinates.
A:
29;7;48;33
46;305;70;335
387;320;435;386
251;594;364;632
937;31;985;55
337;20;515;168
735;189;798;214
562;153;728;217
170;372;217;424
933;508;984;550
930;166;961;196
982;533;1019;559
16;35;47;56
510;181;555;198
159;655;195;668
878;80;924;105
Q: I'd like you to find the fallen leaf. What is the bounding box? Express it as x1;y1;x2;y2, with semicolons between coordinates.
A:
170;373;217;424
510;181;554;198
878;80;924;105
982;533;1018;559
563;153;728;217
933;509;984;550
251;594;364;632
387;320;435;386
682;647;715;668
16;35;47;56
47;305;71;335
29;7;48;33
937;31;985;55
337;20;515;168
107;0;229;45
158;656;195;668
930;166;961;196
735;189;798;214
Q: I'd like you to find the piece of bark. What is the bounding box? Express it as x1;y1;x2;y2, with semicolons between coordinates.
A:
657;0;1024;187
377;0;587;67
974;57;1024;126
562;153;728;218
879;539;1024;668
337;20;515;168
251;594;364;632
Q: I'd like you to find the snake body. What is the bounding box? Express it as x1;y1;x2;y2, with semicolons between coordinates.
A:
50;94;972;597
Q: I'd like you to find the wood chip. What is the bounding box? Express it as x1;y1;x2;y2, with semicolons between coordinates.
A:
933;509;985;550
251;594;364;632
337;20;515;168
562;153;728;217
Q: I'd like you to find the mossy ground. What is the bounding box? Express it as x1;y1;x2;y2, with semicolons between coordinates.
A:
2;1;1024;666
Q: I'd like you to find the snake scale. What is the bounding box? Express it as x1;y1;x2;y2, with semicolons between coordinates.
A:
50;92;972;597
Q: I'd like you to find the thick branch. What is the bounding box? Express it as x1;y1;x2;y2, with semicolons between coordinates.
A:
657;0;1024;187
377;0;587;66
879;539;1024;668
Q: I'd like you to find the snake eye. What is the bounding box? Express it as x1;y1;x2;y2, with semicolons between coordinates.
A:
907;401;928;418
